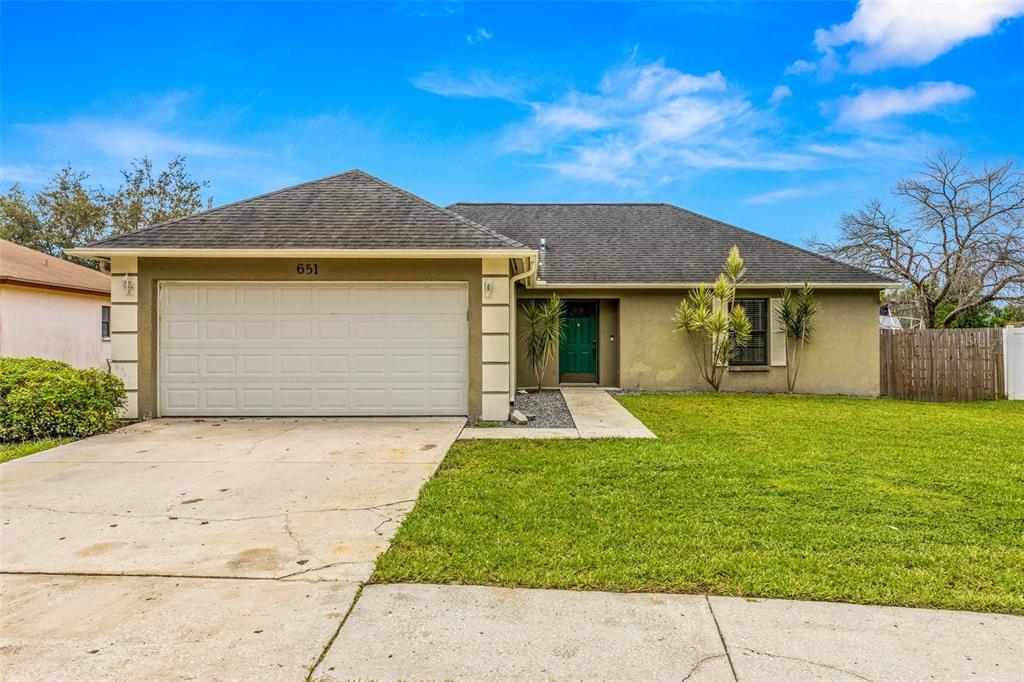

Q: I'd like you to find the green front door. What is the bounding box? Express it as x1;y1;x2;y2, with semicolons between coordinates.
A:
560;302;598;382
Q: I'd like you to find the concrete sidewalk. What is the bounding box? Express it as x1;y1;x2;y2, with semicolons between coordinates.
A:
316;583;1024;681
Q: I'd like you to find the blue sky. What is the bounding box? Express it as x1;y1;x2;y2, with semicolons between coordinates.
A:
2;1;1022;244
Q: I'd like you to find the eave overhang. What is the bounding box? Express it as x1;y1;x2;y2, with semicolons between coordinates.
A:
66;247;538;260
528;280;898;290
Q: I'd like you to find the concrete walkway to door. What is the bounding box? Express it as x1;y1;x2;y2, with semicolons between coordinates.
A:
459;388;656;440
0;417;464;681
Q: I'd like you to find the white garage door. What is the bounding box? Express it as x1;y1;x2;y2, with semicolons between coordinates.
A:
159;282;468;416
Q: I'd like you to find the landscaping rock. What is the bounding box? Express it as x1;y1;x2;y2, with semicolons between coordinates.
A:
510;410;529;425
504;390;575;429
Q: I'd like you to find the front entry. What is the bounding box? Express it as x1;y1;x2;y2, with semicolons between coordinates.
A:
559;301;598;383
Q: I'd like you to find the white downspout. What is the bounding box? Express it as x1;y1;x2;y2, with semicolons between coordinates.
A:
508;255;539;403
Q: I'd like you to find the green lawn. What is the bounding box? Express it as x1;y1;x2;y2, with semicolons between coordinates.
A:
0;438;70;464
374;394;1024;614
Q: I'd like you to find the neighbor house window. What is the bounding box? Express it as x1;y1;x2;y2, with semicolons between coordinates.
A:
730;299;768;366
101;306;111;338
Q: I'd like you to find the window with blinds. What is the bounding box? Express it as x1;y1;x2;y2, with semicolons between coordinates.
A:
730;298;768;366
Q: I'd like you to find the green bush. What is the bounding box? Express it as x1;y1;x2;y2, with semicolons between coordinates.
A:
0;357;126;442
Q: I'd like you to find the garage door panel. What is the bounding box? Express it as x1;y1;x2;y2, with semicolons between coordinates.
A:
316;355;350;375
164;286;200;311
203;355;237;375
204;320;237;340
159;282;469;416
318;319;350;340
241;286;276;309
204;287;238;310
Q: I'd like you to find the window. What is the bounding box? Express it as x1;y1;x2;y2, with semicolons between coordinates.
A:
101;306;111;338
730;298;768;366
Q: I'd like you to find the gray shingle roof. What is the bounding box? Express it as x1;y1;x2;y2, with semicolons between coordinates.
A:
86;170;529;251
448;203;893;286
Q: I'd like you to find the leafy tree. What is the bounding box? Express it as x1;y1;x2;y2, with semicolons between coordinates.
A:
0;156;210;267
672;246;751;392
774;282;818;393
992;304;1024;326
811;151;1024;328
109;156;211;234
1;168;107;264
521;294;565;392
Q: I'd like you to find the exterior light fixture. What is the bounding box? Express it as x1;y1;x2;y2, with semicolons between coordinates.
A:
122;272;135;297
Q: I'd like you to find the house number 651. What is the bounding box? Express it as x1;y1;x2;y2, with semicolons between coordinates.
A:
296;263;319;275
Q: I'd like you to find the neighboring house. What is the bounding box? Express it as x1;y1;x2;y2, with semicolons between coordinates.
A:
0;239;112;369
68;170;894;421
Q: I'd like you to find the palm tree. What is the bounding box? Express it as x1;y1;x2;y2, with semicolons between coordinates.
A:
775;282;818;393
521;294;565;392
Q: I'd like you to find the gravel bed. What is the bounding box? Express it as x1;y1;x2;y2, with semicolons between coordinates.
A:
499;389;576;429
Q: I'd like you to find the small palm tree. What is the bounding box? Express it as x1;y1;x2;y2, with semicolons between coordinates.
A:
775;282;818;393
521;294;565;392
672;246;752;391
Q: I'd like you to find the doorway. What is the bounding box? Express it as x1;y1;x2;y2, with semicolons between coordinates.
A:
559;301;598;383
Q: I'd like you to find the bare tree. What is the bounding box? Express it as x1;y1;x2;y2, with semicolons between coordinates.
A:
812;151;1024;328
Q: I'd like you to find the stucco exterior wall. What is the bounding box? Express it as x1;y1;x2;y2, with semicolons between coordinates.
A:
516;287;881;396
0;283;110;369
133;257;486;420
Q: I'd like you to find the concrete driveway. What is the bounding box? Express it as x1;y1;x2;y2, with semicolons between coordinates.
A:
0;417;464;681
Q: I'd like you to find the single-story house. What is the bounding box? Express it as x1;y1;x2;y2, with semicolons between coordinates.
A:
1;239;112;369
68;170;894;421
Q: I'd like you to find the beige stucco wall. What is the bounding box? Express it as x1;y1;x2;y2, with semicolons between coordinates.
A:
133;257;486;420
0;283;111;369
516;287;881;396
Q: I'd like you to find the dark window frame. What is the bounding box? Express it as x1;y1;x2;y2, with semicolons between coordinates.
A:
729;298;769;366
101;305;111;338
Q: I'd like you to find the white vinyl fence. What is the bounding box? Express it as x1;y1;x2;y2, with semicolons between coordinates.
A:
1005;326;1024;400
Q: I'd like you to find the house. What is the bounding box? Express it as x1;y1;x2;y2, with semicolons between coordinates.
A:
0;239;112;369
67;170;894;421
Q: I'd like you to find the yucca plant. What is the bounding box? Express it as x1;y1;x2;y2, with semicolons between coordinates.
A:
775;282;818;393
521;294;565;392
672;246;751;391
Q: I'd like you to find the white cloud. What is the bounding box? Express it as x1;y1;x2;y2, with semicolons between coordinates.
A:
834;81;975;123
533;103;608;131
769;85;792;106
11;90;247;174
490;59;793;184
412;70;524;101
745;187;816;205
0;163;56;186
784;59;818;76
466;26;493;45
813;0;1024;72
418;56;951;187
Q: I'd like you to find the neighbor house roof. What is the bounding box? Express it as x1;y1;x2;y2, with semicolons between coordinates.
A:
448;203;893;286
82;170;529;252
0;239;110;296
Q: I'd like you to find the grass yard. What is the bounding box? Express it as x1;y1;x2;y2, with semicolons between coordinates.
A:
0;438;70;464
374;394;1024;614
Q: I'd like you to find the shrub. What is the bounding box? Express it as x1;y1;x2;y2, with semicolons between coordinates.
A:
0;357;126;442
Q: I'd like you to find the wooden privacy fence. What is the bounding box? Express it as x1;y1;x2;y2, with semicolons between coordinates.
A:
880;328;1005;401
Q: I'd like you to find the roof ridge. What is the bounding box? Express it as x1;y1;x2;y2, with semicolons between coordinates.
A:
449;202;671;207
666;205;895;283
355;174;530;250
82;170;366;248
